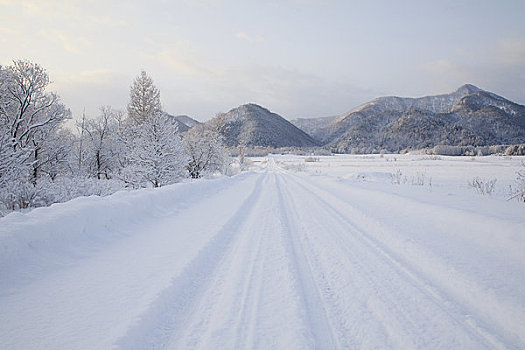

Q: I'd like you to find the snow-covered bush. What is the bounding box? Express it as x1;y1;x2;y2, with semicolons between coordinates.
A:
283;162;306;172
421;155;442;160
0;175;126;215
391;169;406;184
508;162;525;202
411;172;430;186
468;177;497;195
390;169;430;187
240;157;253;170
40;176;125;202
0;180;38;211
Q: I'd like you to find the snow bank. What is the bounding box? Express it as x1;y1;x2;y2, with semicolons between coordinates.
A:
0;173;251;290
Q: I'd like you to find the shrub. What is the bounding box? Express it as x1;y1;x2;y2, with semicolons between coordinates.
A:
411;172;429;186
391;169;406;184
508;162;525;202
468;177;497;195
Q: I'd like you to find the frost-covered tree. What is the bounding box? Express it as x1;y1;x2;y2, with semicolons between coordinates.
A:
78;106;122;179
183;117;229;178
36;127;75;180
0;60;70;210
0;65;29;184
121;72;187;187
509;162;525;202
0;60;70;181
127;71;162;125
122;113;187;187
0;66;17;177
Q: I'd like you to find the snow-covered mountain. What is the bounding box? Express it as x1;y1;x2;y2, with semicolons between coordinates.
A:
208;104;319;148
290;115;337;142
165;114;200;132
173;115;200;129
313;84;525;153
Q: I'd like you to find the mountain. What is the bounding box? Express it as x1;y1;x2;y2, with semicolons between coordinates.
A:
315;84;525;153
209;104;319;148
165;114;200;132
290;115;337;142
173;115;200;129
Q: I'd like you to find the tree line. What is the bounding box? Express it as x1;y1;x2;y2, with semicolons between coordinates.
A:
0;60;229;213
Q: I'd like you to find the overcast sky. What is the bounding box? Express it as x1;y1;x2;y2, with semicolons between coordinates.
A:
1;0;524;122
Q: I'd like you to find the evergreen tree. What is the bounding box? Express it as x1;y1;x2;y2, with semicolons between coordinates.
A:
127;71;162;125
122;71;187;187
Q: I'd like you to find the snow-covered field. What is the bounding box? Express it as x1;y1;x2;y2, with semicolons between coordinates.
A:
1;154;524;349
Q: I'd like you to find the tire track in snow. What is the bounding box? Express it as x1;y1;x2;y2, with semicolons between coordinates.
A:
226;172;303;349
118;171;314;349
279;174;424;348
284;171;520;349
116;173;266;349
166;173;273;349
164;172;313;349
291;171;525;348
274;174;338;349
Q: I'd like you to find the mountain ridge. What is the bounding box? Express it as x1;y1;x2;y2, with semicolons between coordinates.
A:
302;84;525;153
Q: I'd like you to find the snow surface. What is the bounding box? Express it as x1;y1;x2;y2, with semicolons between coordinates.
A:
1;154;524;349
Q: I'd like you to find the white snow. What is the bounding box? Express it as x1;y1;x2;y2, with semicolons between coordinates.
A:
1;154;524;349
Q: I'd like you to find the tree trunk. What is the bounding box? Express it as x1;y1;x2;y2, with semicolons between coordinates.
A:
96;150;101;180
32;147;39;185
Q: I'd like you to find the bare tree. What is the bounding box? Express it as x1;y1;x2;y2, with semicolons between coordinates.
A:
79;106;122;179
183;119;229;179
0;60;70;210
0;60;70;184
76;109;87;174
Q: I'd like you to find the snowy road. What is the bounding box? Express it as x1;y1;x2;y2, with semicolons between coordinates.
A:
1;157;525;349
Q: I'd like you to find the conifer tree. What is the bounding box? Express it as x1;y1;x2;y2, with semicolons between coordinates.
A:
122;71;187;187
127;71;162;124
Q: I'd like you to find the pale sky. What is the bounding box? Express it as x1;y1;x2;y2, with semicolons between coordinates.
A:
1;0;524;121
